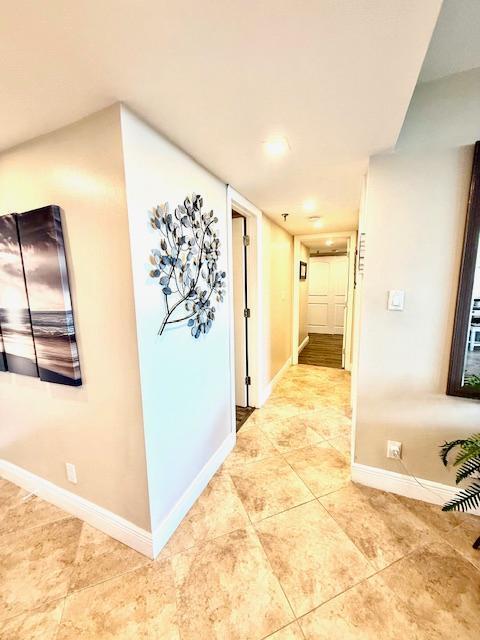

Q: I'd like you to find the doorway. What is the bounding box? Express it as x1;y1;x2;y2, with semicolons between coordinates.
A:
299;253;348;368
292;232;356;370
227;187;263;433
231;211;253;429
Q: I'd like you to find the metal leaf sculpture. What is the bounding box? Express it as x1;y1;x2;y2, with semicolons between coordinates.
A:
148;194;226;338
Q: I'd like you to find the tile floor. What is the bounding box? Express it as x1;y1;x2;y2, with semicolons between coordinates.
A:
1;364;479;639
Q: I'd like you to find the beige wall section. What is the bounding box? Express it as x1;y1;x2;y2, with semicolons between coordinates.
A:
298;243;309;346
262;216;293;386
356;68;480;486
0;105;150;529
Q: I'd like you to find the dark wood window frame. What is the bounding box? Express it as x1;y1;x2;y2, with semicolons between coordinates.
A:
447;141;480;399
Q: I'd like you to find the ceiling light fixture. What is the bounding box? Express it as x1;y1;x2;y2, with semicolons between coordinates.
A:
325;239;334;246
303;199;316;212
263;137;290;157
309;216;323;229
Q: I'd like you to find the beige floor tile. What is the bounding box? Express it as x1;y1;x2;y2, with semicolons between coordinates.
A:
58;560;179;639
394;494;470;534
231;456;314;522
319;484;440;570
299;575;426;640
268;397;319;415
245;404;300;428
259;414;325;453
266;621;304;639
380;542;480;638
255;501;373;616
327;435;351;458
223;426;278;468
0;518;82;620
314;409;351;440
158;472;250;558
69;523;150;591
171;527;293;640
285;443;349;497
441;518;480;570
0;600;64;640
0;493;69;535
0;478;21;504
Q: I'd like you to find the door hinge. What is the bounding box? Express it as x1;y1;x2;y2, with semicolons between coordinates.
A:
245;376;251;386
243;234;250;247
244;308;251;318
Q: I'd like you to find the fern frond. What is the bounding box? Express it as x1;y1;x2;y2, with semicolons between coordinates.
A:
455;457;480;484
442;481;480;512
439;439;465;466
453;438;480;467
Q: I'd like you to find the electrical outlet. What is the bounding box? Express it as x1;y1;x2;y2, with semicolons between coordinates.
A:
387;440;402;459
65;462;77;484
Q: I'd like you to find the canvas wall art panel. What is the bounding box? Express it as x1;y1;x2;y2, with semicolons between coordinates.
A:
0;326;7;372
17;205;82;386
0;213;38;377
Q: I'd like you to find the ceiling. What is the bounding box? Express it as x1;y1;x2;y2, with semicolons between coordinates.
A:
419;0;480;83
307;237;348;255
0;1;441;235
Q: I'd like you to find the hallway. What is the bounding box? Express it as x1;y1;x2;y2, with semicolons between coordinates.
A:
1;365;479;638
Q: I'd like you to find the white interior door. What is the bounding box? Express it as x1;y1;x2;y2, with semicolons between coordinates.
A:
232;216;248;407
308;256;348;335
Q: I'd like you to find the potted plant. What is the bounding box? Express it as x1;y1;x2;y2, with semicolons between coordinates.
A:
440;433;480;549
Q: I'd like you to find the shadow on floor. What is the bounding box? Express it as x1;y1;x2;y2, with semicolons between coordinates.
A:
235;406;255;432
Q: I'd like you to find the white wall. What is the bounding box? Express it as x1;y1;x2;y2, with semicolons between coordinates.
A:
0;106;150;529
120;107;233;544
355;68;480;484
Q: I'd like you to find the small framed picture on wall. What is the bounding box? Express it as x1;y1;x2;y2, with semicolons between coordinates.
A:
299;261;307;280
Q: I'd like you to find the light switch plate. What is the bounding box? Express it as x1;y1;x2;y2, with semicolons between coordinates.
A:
387;290;405;311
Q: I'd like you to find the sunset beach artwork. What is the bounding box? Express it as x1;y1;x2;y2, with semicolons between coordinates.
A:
0;213;38;377
17;205;82;386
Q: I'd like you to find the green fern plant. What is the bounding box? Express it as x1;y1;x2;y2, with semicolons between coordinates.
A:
439;433;480;512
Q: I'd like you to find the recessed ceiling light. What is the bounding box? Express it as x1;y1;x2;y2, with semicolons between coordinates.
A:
263;137;290;157
303;199;316;212
309;216;323;229
325;239;334;246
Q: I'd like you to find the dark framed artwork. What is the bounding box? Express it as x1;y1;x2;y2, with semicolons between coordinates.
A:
0;213;38;377
447;141;480;399
0;323;8;372
17;205;82;386
299;260;307;280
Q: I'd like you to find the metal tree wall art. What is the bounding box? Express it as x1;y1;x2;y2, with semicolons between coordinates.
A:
148;194;226;338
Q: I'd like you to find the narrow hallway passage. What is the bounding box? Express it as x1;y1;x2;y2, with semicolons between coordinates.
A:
1;365;479;638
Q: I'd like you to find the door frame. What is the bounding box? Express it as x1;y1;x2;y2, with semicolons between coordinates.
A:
226;186;263;434
292;230;357;370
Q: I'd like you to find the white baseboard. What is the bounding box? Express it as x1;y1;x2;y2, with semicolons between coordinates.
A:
152;431;235;557
261;356;292;406
0;459;154;557
298;335;309;355
352;462;480;516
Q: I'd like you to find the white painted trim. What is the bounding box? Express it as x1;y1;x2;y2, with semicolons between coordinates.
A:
0;459;154;557
351;462;480;516
152;431;235;557
226;186;263;412
350;175;368;467
261;356;291;405
298;335;309;354
292;230;357;370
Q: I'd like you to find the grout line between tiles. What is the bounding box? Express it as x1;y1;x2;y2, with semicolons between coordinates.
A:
0;511;74;540
53;596;67;640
